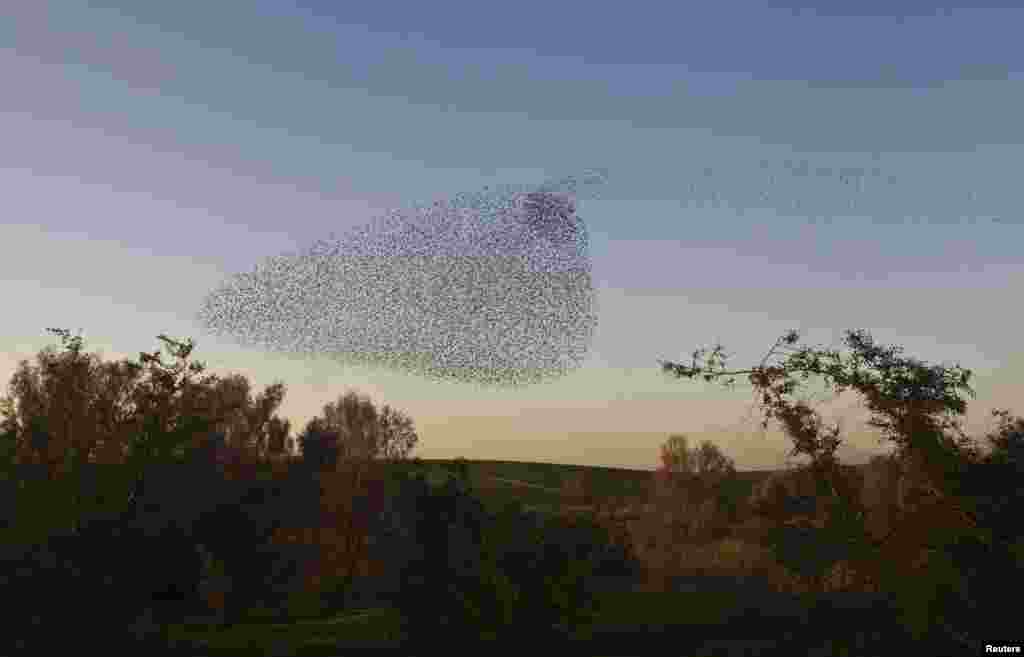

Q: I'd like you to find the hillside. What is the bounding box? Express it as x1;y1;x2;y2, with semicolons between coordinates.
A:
404;458;792;514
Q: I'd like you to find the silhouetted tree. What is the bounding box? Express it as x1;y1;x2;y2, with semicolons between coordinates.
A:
297;419;342;470
658;328;1021;649
658;434;736;481
307;389;419;463
982;408;1024;466
0;328;306;650
659;434;694;474
381;469;619;646
654;434;738;527
376;403;419;460
265;415;294;460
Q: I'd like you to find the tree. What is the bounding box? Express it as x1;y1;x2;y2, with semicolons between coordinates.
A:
0;329;302;545
197;373;290;461
692;440;737;480
319;390;380;462
264;415;294;460
958;410;1024;552
982;408;1024;467
302;389;419;465
122;333;237;466
293;390;419;617
659;434;694;475
657;329;979;509
0;330;211;646
297;419;342;471
658;434;736;479
376;403;419;461
0;329;296;471
652;434;738;543
2;328;120;473
657;328;1015;648
0;328;307;648
655;434;736;504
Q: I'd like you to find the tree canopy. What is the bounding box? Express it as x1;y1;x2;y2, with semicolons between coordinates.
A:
299;389;419;467
658;328;1023;648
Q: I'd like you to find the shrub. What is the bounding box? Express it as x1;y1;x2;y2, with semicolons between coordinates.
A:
2;505;208;652
374;467;640;646
188;456;324;625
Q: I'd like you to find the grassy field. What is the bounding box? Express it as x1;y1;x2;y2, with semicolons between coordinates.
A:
434;458;776;514
167;607;405;655
165;590;807;656
152;458;902;655
166;590;895;656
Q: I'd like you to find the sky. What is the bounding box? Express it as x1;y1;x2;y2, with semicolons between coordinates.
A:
2;0;1023;471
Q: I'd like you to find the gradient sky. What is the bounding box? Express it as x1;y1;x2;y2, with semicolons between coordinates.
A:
3;1;1023;470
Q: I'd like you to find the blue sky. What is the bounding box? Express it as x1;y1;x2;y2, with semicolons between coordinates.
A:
2;1;1022;469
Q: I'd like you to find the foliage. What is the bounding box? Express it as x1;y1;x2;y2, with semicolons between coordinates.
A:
0;328;309;650
2;498;212;653
366;467;636;645
9;320;1023;650
302;389;419;464
302;459;394;615
297;420;342;471
659;434;695;474
653;434;739;531
664;329;986;497
657;434;736;482
658;328;1022;647
982;408;1024;466
375;403;419;460
0;329;295;543
0;328;436;650
378;470;486;634
189;464;310;625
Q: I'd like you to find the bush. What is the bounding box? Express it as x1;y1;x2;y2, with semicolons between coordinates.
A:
2;506;208;653
188;460;325;624
378;471;506;640
370;469;640;645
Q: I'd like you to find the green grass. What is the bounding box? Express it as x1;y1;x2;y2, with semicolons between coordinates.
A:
165;590;755;656
468;459;656;497
112;458;854;654
167;607;404;655
413;458;770;518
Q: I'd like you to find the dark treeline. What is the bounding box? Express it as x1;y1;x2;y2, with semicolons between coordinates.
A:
657;328;1024;652
1;327;1021;654
0;329;635;653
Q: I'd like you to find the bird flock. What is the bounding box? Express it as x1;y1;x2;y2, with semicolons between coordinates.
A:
195;168;610;388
